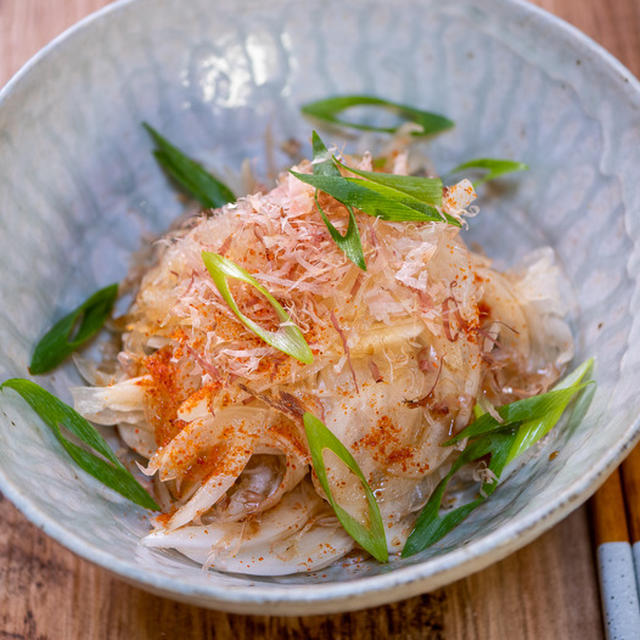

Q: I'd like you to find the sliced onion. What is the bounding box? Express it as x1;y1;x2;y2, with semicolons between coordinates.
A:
166;442;254;530
72;376;151;425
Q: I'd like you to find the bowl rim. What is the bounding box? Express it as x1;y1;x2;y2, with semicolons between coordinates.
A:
1;0;640;614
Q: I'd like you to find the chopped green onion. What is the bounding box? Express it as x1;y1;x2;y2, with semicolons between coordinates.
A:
291;170;456;225
303;412;388;562
301;95;454;136
29;284;118;375
506;358;594;464
291;146;458;226
311;132;366;270
314;193;366;271
0;379;159;510
402;429;515;557
310;130;339;177
334;158;443;207
402;359;594;556
201;252;313;364
444;381;591;446
143;123;235;209
291;171;442;223
449;158;529;186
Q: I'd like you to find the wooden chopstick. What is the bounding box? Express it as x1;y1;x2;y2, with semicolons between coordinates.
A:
592;468;630;545
590;465;640;639
621;442;640;631
621;444;640;549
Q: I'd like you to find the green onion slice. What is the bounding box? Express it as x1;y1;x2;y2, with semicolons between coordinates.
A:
402;429;515;557
444;382;591;446
402;359;594;557
449;158;529;186
303;412;388;562
143;123;235;209
301;95;454;136
291;170;456;225
201;252;313;364
0;379;159;510
506;358;594;464
444;359;594;446
29;284;118;375
310;131;366;271
293;131;456;226
334;158;443;207
291;163;456;226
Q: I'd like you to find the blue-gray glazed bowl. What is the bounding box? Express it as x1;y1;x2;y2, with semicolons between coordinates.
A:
1;0;639;614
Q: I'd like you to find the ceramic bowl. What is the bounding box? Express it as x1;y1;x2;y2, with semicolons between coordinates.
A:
1;0;640;615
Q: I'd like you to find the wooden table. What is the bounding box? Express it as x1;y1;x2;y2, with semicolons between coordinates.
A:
1;1;638;638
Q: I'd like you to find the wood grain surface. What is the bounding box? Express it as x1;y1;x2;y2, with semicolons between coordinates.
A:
1;0;637;638
621;445;640;544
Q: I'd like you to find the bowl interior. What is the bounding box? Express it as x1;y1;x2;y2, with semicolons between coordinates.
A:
1;0;640;614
